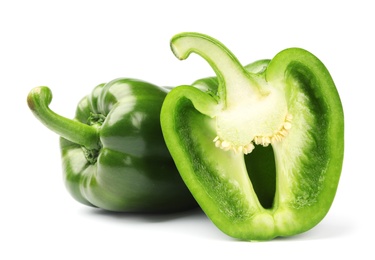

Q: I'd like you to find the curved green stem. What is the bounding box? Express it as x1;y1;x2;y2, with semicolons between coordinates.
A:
27;86;100;149
170;32;261;108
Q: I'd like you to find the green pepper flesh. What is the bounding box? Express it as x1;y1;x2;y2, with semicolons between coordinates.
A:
161;33;344;240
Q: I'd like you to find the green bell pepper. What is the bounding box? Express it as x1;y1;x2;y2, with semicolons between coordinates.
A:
27;78;196;212
161;33;344;240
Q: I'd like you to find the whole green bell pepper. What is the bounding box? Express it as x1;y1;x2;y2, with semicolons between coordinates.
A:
27;78;196;212
161;33;344;240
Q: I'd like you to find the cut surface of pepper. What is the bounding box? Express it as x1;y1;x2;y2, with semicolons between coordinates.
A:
161;32;344;240
27;78;196;212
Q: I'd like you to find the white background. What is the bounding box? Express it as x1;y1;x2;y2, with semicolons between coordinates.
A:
1;0;374;259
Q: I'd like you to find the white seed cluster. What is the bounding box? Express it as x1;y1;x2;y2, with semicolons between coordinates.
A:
213;113;293;155
213;136;256;154
254;113;293;146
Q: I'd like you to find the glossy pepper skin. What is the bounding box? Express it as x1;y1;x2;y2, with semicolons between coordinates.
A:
161;33;344;240
27;78;196;212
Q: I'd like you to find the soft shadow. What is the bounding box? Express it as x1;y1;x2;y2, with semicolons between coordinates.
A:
82;206;205;224
81;206;229;240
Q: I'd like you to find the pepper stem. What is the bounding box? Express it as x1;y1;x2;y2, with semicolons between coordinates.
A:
27;86;99;149
171;32;262;108
171;33;289;154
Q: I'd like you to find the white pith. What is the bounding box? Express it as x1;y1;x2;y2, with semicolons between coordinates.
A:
213;86;291;154
213;112;292;154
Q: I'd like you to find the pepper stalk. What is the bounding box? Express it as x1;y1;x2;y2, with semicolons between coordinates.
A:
27;86;100;150
171;33;290;154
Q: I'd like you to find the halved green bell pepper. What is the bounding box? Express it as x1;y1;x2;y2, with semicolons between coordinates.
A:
161;33;344;240
27;78;196;212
